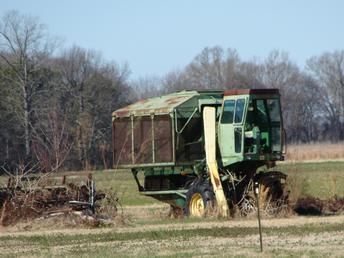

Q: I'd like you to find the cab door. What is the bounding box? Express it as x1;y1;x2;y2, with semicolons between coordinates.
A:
218;97;246;166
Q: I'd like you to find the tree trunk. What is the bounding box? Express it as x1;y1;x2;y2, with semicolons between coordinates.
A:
5;138;9;160
78;84;86;168
22;83;30;157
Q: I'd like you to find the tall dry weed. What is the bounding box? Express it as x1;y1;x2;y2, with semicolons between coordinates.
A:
286;142;344;162
285;174;310;204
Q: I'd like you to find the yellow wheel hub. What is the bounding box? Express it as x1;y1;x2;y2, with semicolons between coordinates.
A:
189;193;205;217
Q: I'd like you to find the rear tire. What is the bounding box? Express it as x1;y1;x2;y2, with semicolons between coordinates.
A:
184;180;215;217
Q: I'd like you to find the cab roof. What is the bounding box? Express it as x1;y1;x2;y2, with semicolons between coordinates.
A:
224;88;280;96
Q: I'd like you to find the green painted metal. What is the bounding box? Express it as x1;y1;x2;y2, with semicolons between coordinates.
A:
141;190;187;208
143;166;194;176
141;190;187;197
218;94;248;167
118;162;175;169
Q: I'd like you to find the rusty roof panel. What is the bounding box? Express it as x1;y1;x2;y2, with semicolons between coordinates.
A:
112;91;200;117
224;88;280;96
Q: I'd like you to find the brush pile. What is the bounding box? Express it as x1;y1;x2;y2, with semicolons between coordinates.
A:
294;196;344;216
0;174;109;226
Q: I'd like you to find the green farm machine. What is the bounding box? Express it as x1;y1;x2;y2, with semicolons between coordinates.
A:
112;89;288;217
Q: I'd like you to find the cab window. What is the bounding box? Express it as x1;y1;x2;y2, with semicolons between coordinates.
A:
221;100;235;123
234;99;245;123
267;99;281;122
256;99;268;124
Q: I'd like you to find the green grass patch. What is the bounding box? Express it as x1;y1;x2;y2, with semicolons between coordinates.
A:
276;161;344;199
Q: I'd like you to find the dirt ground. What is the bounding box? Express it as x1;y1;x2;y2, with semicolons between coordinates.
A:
1;204;344;236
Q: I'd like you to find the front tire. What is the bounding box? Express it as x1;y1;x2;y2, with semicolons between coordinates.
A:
184;180;215;217
239;171;288;217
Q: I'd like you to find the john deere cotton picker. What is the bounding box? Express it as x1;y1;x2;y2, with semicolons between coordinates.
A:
112;89;288;217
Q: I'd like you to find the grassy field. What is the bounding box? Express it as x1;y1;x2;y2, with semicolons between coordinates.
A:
276;161;344;200
91;161;344;206
92;169;158;206
0;161;344;257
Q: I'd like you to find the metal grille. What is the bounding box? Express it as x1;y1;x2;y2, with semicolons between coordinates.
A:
113;115;173;166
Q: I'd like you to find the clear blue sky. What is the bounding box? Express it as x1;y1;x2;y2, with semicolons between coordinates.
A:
1;0;343;79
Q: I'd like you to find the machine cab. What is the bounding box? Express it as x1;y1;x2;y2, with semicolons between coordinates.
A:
218;89;284;167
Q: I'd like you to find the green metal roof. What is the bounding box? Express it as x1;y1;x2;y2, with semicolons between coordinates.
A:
112;91;200;117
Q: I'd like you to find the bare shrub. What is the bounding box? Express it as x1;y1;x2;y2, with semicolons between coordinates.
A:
96;188;121;219
294;196;344;216
32;109;73;173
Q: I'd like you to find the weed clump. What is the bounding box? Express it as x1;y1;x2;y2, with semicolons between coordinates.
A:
294;196;344;216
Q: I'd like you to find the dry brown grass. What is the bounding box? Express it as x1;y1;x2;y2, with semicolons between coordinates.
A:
286;142;344;162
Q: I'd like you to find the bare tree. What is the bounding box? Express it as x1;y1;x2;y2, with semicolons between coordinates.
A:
130;75;163;100
58;46;101;168
234;59;265;88
58;46;130;169
223;48;242;88
262;50;299;89
307;50;344;140
283;74;323;142
185;46;227;89
31;103;72;172
84;61;131;169
0;10;56;157
162;69;188;93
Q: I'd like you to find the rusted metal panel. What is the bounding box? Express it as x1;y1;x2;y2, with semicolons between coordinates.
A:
224;88;279;96
112;91;199;118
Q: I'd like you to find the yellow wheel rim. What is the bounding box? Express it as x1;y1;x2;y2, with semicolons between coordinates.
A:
189;193;205;217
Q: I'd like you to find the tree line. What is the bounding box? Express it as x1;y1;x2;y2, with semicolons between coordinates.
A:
135;47;344;144
0;11;343;171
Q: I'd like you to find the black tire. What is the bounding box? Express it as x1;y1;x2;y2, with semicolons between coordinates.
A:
258;171;287;207
184;180;215;217
239;171;288;217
